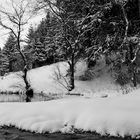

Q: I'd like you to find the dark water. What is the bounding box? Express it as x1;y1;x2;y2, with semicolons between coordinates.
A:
0;127;136;140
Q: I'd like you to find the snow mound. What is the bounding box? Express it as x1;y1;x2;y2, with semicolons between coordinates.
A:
0;89;140;138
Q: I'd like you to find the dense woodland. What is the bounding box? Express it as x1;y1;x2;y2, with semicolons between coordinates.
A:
0;0;140;96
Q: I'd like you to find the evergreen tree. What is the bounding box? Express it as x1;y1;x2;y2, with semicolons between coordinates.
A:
0;50;9;76
2;33;17;72
26;25;36;49
26;12;60;67
34;39;46;62
25;25;36;69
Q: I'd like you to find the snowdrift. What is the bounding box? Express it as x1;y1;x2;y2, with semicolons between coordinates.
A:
0;89;140;138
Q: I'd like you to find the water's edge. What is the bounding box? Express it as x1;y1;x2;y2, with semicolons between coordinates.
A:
0;126;136;140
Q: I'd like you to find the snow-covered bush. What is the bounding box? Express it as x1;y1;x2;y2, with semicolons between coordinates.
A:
78;69;95;81
115;72;130;86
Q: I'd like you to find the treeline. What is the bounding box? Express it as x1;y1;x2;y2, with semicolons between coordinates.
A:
1;0;140;89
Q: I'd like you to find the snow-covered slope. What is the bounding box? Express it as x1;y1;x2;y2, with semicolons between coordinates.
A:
0;89;140;138
0;61;125;97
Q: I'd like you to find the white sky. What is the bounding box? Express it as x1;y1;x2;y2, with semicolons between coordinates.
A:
0;0;46;49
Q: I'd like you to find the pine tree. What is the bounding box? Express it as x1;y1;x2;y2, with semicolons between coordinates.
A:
1;33;17;73
26;25;36;49
44;14;60;63
25;25;36;69
33;38;46;62
26;12;60;67
0;50;9;76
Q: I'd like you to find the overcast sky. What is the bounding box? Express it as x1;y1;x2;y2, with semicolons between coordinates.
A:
0;0;46;49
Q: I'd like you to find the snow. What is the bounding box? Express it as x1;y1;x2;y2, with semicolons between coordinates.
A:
0;90;140;138
28;62;68;94
0;94;21;102
0;72;25;93
0;61;124;97
0;60;140;138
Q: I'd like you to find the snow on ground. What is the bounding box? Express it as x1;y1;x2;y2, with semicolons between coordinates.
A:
0;89;140;138
0;72;25;93
28;62;68;95
0;60;128;97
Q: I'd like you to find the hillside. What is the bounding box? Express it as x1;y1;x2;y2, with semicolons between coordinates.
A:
0;60;132;99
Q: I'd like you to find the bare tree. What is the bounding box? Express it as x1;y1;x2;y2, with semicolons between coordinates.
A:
35;0;86;91
0;0;34;101
53;64;70;92
116;0;140;87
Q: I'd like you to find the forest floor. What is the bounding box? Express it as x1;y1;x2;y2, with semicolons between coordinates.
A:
0;126;136;140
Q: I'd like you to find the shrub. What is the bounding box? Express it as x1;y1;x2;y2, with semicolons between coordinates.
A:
78;69;95;81
115;71;130;86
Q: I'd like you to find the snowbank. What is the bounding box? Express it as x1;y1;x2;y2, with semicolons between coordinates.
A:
0;90;140;138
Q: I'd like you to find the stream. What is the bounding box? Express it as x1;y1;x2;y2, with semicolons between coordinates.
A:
0;126;136;140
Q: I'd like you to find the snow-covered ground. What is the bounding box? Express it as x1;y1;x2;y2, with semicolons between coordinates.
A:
0;89;140;138
0;61;140;138
0;61;126;98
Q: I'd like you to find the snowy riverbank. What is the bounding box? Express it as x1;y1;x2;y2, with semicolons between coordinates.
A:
0;89;140;138
0;126;135;140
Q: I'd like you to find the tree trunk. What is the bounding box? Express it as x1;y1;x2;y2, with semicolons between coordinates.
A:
121;3;137;87
70;67;75;91
17;39;32;102
23;66;33;102
129;45;137;87
138;0;140;17
68;54;75;91
85;6;92;68
132;66;137;87
9;60;13;72
133;71;137;87
23;66;30;90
